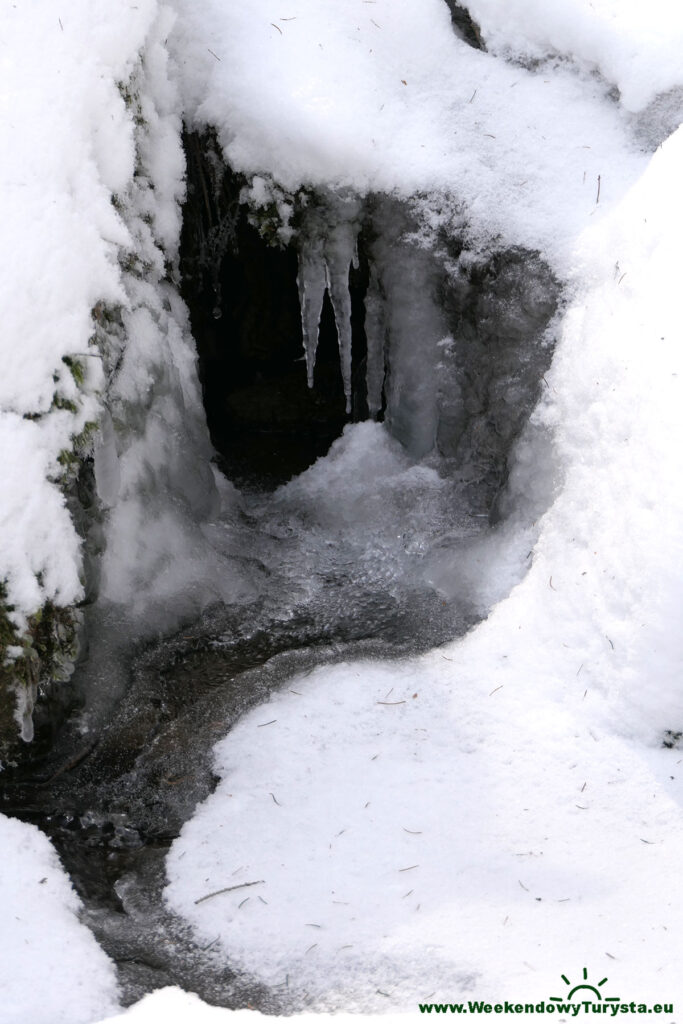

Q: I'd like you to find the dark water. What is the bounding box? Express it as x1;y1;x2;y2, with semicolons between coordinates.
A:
0;555;476;1010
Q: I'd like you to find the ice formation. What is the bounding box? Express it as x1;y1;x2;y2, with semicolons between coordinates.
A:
296;197;361;413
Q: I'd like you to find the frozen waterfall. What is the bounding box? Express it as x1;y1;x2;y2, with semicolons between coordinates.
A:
296;197;445;456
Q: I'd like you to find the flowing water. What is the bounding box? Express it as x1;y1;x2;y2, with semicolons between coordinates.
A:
0;423;485;1009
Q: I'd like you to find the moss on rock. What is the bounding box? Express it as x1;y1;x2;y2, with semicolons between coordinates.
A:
0;583;80;761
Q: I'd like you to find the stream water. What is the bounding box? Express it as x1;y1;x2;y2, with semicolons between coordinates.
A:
0;423;486;1010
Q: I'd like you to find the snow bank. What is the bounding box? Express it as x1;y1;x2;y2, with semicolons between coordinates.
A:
0;814;119;1024
169;0;649;269
0;0;151;629
95;987;386;1023
164;120;683;1011
460;0;683;113
0;0;239;705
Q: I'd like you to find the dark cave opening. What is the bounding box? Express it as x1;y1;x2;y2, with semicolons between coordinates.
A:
179;130;371;490
179;130;562;507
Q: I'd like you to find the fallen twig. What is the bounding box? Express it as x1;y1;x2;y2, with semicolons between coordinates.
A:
194;880;264;905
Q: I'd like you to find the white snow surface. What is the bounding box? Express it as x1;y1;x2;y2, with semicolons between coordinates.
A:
0;0;232;644
0;813;119;1024
95;988;389;1023
165;125;683;1009
460;0;683;112
169;0;651;269
0;0;145;627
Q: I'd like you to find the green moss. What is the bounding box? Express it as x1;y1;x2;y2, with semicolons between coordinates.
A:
248;200;288;247
62;355;85;388
52;394;79;414
73;420;98;449
0;582;79;759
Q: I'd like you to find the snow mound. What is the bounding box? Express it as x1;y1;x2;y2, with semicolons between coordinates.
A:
460;0;683;112
169;0;651;269
96;986;381;1024
0;814;119;1024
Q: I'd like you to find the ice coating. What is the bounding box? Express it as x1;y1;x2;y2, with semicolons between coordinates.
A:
296;234;326;388
296;197;361;413
324;220;356;413
364;264;387;418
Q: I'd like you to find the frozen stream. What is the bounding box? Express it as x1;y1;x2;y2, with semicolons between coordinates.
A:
0;420;489;1009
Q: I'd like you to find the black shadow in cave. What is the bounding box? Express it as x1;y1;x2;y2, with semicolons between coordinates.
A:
179;130;370;490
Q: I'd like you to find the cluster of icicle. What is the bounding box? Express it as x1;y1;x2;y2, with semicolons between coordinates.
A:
295;193;447;459
296;195;385;417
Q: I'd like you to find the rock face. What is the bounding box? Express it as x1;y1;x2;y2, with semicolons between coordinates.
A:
441;0;485;49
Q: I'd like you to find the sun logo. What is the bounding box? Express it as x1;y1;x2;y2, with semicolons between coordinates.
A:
550;968;620;1003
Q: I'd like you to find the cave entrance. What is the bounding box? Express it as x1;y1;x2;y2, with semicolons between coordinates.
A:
179;130;370;490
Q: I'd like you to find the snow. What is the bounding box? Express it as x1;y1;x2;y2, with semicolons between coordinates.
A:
0;1;144;629
0;0;234;650
94;988;386;1023
1;0;683;1020
459;0;683;113
0;813;119;1024
164;121;683;1010
169;0;650;270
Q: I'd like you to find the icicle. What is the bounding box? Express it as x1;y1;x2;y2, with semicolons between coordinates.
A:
297;236;326;387
324;221;358;414
296;194;360;411
370;198;443;457
364;265;386;417
93;408;121;509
